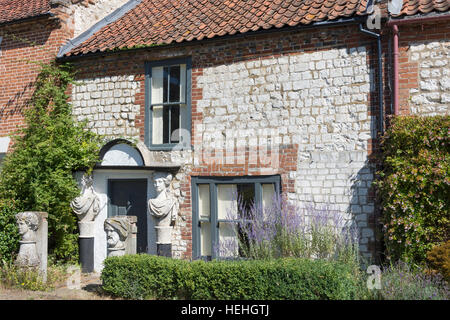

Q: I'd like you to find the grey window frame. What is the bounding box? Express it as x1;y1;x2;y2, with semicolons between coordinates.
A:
191;175;281;260
145;57;192;151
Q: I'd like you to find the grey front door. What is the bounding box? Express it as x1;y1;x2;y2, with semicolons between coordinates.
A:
108;179;148;253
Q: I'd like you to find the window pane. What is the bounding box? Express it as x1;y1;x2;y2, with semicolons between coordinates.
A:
163;107;170;144
200;221;212;257
180;64;186;103
218;222;238;258
237;184;255;219
163;66;169;103
151;66;164;104
152;105;164;144
170;105;180;143
217;184;237;220
169;65;180;102
198;184;210;220
262;183;275;210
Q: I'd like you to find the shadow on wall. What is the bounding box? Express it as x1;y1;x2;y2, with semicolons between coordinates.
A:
0;22;54;126
348;161;381;264
0;81;35;122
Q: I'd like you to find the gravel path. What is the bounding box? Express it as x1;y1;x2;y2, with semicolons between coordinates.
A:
0;273;118;300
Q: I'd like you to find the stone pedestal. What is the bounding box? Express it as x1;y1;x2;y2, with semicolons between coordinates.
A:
157;244;172;257
155;226;172;258
79;237;94;273
78;221;95;273
71;174;100;273
126;216;137;255
36;212;48;282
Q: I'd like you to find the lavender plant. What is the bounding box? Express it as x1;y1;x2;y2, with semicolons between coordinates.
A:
216;193;360;266
375;261;450;300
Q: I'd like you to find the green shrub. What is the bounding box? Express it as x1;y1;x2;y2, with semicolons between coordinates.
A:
0;62;103;263
0;199;20;262
374;115;449;264
101;255;363;300
426;241;450;282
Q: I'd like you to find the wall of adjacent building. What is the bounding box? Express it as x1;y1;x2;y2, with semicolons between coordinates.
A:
393;20;450;116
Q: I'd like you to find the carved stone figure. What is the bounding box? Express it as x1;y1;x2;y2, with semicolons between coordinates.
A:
71;174;100;238
15;212;40;268
148;172;177;244
71;174;100;223
104;217;129;257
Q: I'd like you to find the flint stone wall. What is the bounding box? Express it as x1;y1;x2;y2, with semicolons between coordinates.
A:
195;46;376;257
409;40;450;116
70;41;377;259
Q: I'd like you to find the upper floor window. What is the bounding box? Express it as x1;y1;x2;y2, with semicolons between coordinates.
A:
145;58;191;150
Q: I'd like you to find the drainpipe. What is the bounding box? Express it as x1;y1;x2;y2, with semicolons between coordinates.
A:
392;24;399;115
359;24;384;135
387;13;450;116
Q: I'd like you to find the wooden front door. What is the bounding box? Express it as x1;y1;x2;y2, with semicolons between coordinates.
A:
108;179;148;253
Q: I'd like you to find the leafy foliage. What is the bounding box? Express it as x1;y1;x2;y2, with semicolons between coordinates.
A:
0;62;103;263
374;115;449;264
0;199;20;262
426;241;450;282
101;254;363;300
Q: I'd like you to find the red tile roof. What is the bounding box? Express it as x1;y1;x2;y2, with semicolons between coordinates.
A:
0;0;51;24
394;0;450;17
65;0;370;57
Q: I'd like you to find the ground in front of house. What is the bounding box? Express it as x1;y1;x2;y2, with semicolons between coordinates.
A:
0;272;116;300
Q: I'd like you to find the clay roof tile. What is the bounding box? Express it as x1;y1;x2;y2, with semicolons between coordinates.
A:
64;0;449;57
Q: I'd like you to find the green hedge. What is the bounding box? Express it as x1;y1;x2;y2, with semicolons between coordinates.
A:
374;115;449;264
101;254;362;300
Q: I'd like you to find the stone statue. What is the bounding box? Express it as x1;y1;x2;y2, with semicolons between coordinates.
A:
104;217;129;257
71;174;100;240
148;172;177;245
15;212;40;268
71;174;100;223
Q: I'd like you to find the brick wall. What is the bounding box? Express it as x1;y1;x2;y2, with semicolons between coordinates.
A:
70;24;381;260
386;20;450;116
0;18;71;141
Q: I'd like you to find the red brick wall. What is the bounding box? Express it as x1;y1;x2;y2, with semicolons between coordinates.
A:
382;20;450;116
0;18;70;142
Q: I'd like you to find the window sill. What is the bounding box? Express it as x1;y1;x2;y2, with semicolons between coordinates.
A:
148;144;193;151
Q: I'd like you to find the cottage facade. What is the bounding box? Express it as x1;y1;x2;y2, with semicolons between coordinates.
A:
0;0;449;271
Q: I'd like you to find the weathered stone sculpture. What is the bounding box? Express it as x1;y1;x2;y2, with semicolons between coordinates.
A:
71;174;100;272
15;211;40;268
148;172;177;257
15;211;48;281
104;216;137;257
71;174;100;234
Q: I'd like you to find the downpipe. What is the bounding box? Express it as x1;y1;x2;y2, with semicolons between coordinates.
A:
358;23;384;136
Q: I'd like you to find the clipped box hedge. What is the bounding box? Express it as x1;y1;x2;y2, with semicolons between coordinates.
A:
101;254;362;300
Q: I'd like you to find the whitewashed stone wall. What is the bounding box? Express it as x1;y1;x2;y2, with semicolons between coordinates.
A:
71;75;141;138
410;40;450;116
196;46;376;257
72;0;130;38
